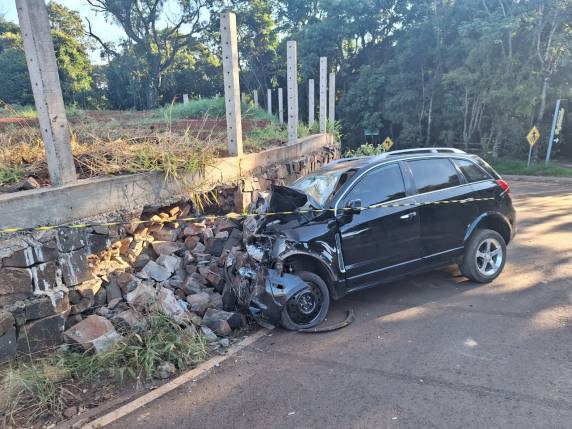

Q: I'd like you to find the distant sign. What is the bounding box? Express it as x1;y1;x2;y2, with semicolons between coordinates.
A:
364;129;380;136
382;137;394;151
527;126;541;147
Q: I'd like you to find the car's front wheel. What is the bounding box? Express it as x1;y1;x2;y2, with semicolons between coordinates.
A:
460;229;507;283
280;271;330;331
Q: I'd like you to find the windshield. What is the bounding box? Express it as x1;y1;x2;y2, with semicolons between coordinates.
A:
290;169;355;208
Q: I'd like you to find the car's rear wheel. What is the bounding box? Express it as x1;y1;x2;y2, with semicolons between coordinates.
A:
460;229;507;283
280;271;330;331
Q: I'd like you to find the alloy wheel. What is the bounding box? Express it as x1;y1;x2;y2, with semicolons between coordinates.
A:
475;238;503;277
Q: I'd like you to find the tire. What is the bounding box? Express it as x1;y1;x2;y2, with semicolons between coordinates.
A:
460;229;507;283
280;271;330;331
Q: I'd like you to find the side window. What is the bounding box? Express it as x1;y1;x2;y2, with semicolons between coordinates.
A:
407;159;460;194
453;159;491;183
344;164;406;207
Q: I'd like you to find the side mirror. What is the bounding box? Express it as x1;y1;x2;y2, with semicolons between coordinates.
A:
344;199;363;216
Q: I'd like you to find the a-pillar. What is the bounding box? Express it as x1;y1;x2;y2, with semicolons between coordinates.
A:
319;57;327;134
287;41;298;145
278;88;284;124
16;0;76;186
220;11;243;156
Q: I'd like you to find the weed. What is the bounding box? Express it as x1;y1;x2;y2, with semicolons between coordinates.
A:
0;164;24;184
345;142;386;157
489;159;572;177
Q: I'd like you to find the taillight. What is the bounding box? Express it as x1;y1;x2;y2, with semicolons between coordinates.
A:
496;179;510;194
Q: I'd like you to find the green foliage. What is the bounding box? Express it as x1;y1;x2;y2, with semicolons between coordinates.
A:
0;164;24;184
490;160;572;178
345;143;386;158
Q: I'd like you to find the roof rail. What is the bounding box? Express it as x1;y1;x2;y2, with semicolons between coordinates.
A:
384;147;466;157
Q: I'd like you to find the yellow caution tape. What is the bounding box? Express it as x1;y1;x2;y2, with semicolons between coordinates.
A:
0;197;496;235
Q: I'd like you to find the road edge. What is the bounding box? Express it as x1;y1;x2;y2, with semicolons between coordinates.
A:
81;329;269;429
504;174;572;184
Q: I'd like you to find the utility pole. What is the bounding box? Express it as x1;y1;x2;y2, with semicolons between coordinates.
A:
308;79;315;127
287;41;298;145
16;0;76;186
328;72;336;127
278;88;284;124
319;57;327;133
267;89;272;116
220;11;243;156
545;99;562;166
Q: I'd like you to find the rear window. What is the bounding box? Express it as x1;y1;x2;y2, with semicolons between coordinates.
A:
407;159;460;194
475;158;501;179
453;159;491;183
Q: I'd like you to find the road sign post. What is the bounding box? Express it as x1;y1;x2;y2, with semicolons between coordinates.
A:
526;126;540;167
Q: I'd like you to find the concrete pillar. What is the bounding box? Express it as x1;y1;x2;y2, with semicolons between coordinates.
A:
220;11;243;157
287;41;298;145
253;90;259;108
308;79;315;127
328;72;336;126
241;92;246;105
278;88;284;124
267;89;272;116
183;93;189;104
319;57;327;134
16;0;76;186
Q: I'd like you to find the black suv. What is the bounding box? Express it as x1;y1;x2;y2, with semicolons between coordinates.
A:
243;148;516;330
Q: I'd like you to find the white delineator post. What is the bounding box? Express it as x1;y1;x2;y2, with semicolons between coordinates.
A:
253;90;259;108
319;57;327;133
183;93;189;104
287;41;299;145
308;79;315;126
16;0;76;186
220;11;243;156
278;88;284;124
328;72;336;127
267;89;272;116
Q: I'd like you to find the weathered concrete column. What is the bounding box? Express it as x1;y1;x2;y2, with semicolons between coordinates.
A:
253;90;259;108
329;72;336;126
278;88;284;124
183;93;189;104
267;89;272;115
287;41;299;145
319;57;327;133
16;0;76;186
308;79;315;126
220;11;243;156
241;92;246;104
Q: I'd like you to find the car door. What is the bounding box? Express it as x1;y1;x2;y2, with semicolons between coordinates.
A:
404;158;478;261
337;162;422;291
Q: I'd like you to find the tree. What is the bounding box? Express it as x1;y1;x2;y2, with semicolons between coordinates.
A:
87;0;210;108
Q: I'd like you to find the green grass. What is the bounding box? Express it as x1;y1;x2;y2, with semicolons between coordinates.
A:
159;96;274;122
0;104;37;118
490;160;572;177
0;164;25;184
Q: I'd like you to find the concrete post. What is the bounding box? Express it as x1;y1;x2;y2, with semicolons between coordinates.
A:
287;41;299;145
220;11;243;156
183;93;189;104
253;90;259;108
16;0;76;186
278;88;284;124
241;92;246;105
267;89;272;116
328;72;336;127
319;57;327;133
308;79;315;127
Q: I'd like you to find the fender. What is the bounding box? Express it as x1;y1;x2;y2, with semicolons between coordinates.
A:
278;249;340;282
464;211;513;244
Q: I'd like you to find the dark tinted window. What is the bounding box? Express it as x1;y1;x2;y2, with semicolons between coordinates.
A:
475;158;501;179
345;164;406;207
454;159;490;183
407;159;460;194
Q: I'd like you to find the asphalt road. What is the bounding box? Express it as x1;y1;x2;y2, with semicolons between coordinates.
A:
111;180;572;429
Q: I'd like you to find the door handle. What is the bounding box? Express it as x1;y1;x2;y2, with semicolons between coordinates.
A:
400;212;417;220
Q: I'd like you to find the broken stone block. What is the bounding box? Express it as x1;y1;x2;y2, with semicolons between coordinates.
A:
112;309;146;329
24;297;56;321
206;319;231;336
71;296;92;315
184;235;200;251
116;272;141;295
193;242;206;253
214;219;238;234
30;261;58;292
0;311;15;336
151;241;184;256
56;229;87;253
152;228;179;242
202;308;244;330
0;267;33;300
87;234;111;254
2;242;59;268
214;231;229;240
207;238;225;257
77;278;103;299
223;228;243;252
186;292;210;316
68;288;82;305
105;278;123;303
126;281;156;310
65;314;83;329
200;326;218;343
193;253;211;264
17;314;65;354
155;361;176;380
180;276;203;295
141;261;172;282
133;253;152;269
8;301;26;326
157;287;187;322
59;250;92;287
183;223;205;236
63;315;121;353
157;255;180;273
208;293;223;310
94;288;107;306
0;328;17;363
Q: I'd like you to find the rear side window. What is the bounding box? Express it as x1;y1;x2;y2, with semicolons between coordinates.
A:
407;159;460;194
344;164;406;207
475;158;501;179
453;159;491;183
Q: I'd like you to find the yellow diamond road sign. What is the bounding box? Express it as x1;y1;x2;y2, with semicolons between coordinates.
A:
382;137;394;151
527;126;541;147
